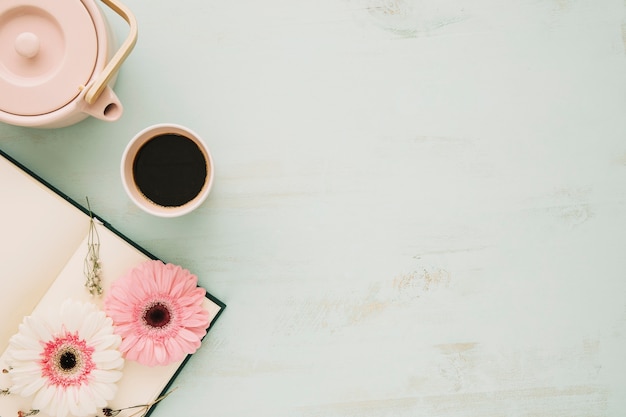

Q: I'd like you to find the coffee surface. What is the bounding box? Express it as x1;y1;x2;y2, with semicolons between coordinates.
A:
133;133;207;207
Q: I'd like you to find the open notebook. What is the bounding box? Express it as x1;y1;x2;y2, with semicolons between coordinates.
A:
0;148;225;417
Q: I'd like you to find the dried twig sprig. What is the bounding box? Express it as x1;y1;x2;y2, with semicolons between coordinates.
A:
2;367;12;395
84;197;103;296
17;410;40;417
100;388;177;417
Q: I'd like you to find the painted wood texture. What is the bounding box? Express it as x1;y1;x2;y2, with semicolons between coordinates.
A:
1;0;625;415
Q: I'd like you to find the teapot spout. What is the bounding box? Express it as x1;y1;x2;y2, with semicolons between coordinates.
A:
81;85;123;122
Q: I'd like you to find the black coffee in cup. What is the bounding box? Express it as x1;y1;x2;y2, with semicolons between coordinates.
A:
121;124;214;217
132;133;207;207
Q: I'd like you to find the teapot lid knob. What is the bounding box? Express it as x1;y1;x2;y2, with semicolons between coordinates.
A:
15;32;40;59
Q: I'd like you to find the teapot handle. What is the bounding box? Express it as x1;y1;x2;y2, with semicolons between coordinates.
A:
84;0;138;105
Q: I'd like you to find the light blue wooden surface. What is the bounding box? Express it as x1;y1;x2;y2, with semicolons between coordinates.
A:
1;0;626;415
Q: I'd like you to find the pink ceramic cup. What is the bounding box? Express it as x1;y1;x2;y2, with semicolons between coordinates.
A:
121;124;214;217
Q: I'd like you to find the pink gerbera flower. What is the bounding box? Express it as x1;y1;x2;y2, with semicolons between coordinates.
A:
104;260;210;366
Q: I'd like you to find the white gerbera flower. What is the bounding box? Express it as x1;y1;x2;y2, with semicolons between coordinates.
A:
6;299;124;417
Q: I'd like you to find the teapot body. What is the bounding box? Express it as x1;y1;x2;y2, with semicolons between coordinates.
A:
0;0;135;128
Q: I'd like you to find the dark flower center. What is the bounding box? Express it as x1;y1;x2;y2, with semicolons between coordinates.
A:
143;302;171;328
59;351;77;371
42;334;94;386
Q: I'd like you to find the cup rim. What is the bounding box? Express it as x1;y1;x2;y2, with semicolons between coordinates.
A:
121;123;214;217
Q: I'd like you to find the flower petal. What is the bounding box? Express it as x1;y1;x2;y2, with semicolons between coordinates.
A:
25;315;52;341
91;369;123;384
9;348;40;362
32;384;56;411
20;374;45;396
90;380;116;401
92;349;122;364
154;341;167;365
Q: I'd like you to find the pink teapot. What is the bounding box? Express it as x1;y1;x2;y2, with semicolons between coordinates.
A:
0;0;137;128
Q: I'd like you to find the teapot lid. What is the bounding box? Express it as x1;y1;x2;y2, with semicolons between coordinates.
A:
0;0;98;116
